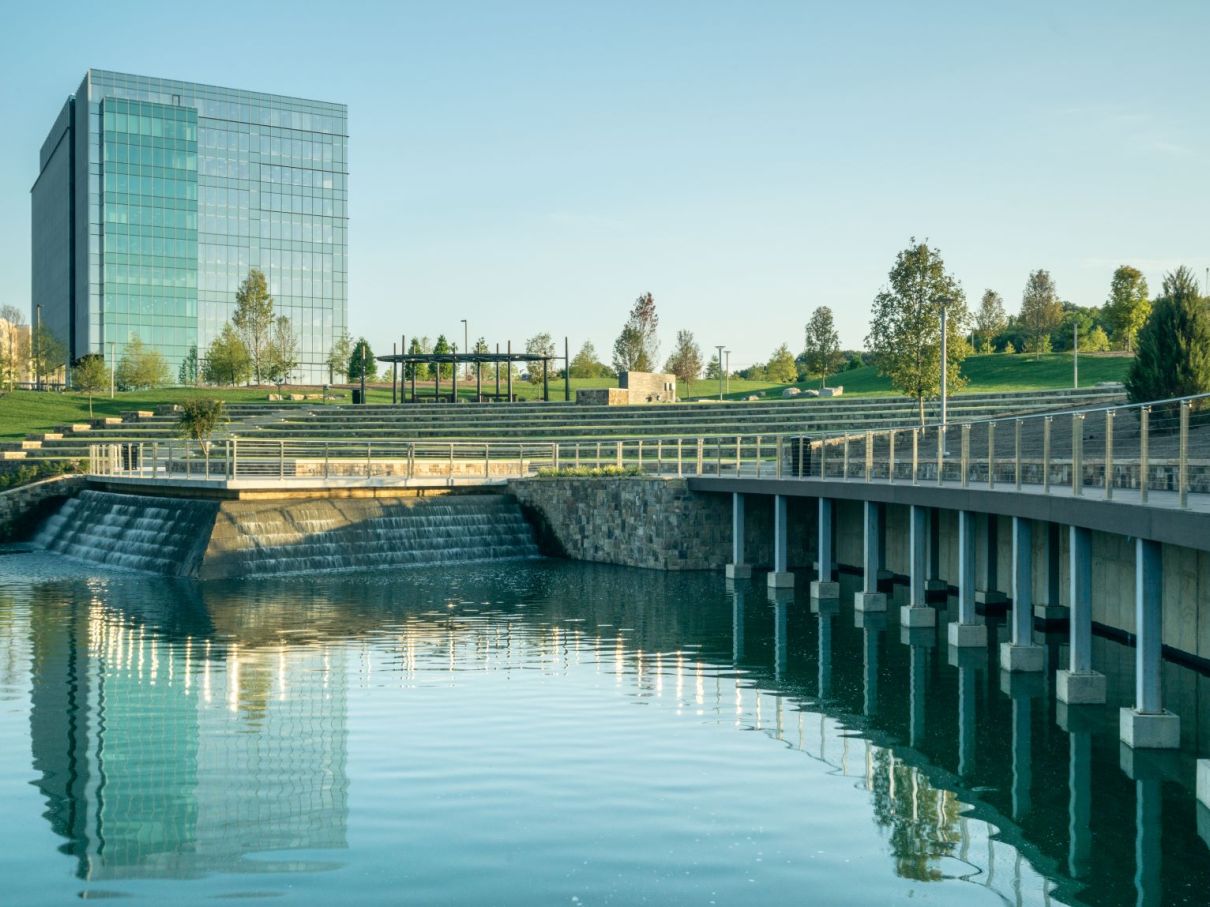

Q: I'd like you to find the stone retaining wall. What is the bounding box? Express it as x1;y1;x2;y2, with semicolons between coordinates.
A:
0;475;86;541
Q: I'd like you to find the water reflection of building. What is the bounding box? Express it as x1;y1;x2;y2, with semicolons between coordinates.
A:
28;591;347;881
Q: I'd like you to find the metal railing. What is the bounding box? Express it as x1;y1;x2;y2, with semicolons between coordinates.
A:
86;393;1210;510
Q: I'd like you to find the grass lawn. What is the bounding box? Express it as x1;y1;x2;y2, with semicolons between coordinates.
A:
0;353;1132;440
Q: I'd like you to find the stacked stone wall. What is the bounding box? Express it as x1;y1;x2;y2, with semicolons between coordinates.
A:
0;475;86;541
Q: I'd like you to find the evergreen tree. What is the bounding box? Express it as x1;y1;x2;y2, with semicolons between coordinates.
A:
1126;266;1210;405
432;335;453;379
178;345;199;385
231;268;275;383
866;238;969;425
406;337;431;381
569;340;610;378
348;338;378;381
1103;265;1151;352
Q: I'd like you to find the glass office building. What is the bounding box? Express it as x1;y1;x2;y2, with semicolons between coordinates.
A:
31;70;347;383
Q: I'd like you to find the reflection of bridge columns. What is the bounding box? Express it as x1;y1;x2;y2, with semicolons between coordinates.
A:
1121;538;1180;748
1057;703;1095;881
768;495;794;588
1057;525;1105;704
949;510;987;647
770;588;791;682
857;610;886;717
1001;517;1044;672
729;581;745;663
725;492;752;579
901;504;935;627
1199;761;1210;849
813;596;838;700
810;498;839;599
957;654;978;778
1120;748;1177;907
855;501;886;612
1001;671;1043;820
904;626;934;748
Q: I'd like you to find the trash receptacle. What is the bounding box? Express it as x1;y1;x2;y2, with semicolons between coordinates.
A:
788;435;814;477
352;388;364;405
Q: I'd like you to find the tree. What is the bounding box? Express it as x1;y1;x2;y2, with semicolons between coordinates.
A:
1084;325;1112;352
803;306;844;386
327;331;353;384
704;352;723;381
432;335;453;380
264;315;300;386
177;399;226;469
30;324;67;387
203;324;252;387
663;330;703;393
178;344;199;385
524;333;556;385
974;290;1007;353
866;238;969;425
231;268;275;383
72;354;108;417
1125;266;1210;405
569;340;611;378
612;292;659;373
115;334;169;390
406;336;430;381
0;305;29;390
766;343;798;384
348;337;378;382
1103;265;1151;352
1019;269;1063;359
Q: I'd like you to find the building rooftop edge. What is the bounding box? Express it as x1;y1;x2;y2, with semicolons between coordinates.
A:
86;68;347;113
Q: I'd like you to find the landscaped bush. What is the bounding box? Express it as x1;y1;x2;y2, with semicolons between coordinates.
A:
0;459;83;492
535;465;646;478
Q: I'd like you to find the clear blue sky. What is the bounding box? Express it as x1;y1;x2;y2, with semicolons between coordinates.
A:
1;0;1207;369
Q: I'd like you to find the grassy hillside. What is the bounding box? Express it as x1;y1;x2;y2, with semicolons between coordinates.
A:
0;352;1131;440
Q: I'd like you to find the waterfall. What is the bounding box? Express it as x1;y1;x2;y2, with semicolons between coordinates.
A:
201;493;540;578
34;490;219;576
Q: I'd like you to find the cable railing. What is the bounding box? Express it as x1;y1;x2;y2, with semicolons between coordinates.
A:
86;393;1210;510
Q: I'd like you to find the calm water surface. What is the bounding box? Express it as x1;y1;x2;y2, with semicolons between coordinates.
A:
0;552;1207;905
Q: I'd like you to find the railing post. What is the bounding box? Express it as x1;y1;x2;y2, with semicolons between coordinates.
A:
735;435;742;476
409;443;416;480
554;442;560;471
449;442;455;480
911;428;918;485
754;436;762;478
1179;400;1190;509
820;437;828;480
775;435;783;479
1043;417;1052;493
279;440;285;480
1015;419;1022;491
485;443;490;479
324;442;330;479
842;434;849;480
518;443;524;477
1105;410;1114;500
936;426;945;486
574;442;580;468
657;440;664;474
798;436;805;478
616;441;623;469
716;438;722;476
960;423;970;488
636;440;642;473
696;437;703;475
596;441;602;469
368;441;373;478
987;422;996;489
1072;413;1085;496
1139;406;1150;503
677;438;683;477
888;430;896;483
864;430;873;481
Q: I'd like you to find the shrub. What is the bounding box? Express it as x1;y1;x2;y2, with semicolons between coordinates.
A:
535;465;645;478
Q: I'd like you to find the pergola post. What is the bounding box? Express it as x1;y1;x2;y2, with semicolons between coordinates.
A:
507;341;513;401
495;343;501;399
542;359;549;402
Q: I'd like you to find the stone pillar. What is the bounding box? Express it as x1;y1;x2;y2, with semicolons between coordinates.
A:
949;510;987;647
855;500;886;612
1057;525;1105;703
767;494;793;588
901;504;935;627
1120;538;1180;748
975;513;1007;605
725;492;752;579
1035;522;1067;622
810;498;839;599
1001;517;1044;672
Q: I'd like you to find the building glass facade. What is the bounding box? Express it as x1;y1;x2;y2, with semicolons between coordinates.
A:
32;70;347;383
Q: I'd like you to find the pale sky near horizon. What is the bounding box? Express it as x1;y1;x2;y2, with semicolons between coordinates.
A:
1;0;1207;369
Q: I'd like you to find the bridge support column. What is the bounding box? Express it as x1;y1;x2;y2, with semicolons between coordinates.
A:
1057;525;1105;704
1035;522;1068;623
926;507;946;592
854;501;886;612
976;513;1007;605
810;498;839;599
901;504;935;627
767;494;794;588
725;492;752;579
1001;517;1045;671
949;510;987;647
1121;538;1180;748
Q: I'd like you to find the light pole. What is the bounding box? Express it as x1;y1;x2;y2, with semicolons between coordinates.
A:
461;319;468;379
940;304;948;427
35;304;41;391
716;345;725;400
108;341;116;398
1073;323;1079;389
725;350;731;395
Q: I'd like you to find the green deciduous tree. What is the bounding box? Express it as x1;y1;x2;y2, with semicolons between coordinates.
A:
1019;269;1063;358
231;268;275;383
115;334;169;390
348;338;378;381
0;305;29;390
72;354;109;417
524;332;556;384
766;343;798;384
569;340;611;378
663;330;703;393
203;324;252;387
974;290;1007;353
327;331;353;384
1126;266;1210;404
612;292;659;373
177;398;226;469
264;315;300;387
866;238;969;425
31;323;67;387
803;306;844;386
1103;265;1151;352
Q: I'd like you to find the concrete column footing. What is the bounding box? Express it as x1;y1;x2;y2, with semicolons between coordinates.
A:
947;622;987;648
976;590;1007;605
854;591;887;612
1056;670;1106;705
900;605;936;628
1119;708;1181;749
999;643;1045;672
766;571;794;589
926;579;948;593
1034;603;1070;623
810;580;839;600
1198;759;1210;808
725;563;752;580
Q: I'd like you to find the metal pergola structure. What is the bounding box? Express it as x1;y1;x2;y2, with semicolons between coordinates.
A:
375;338;568;403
